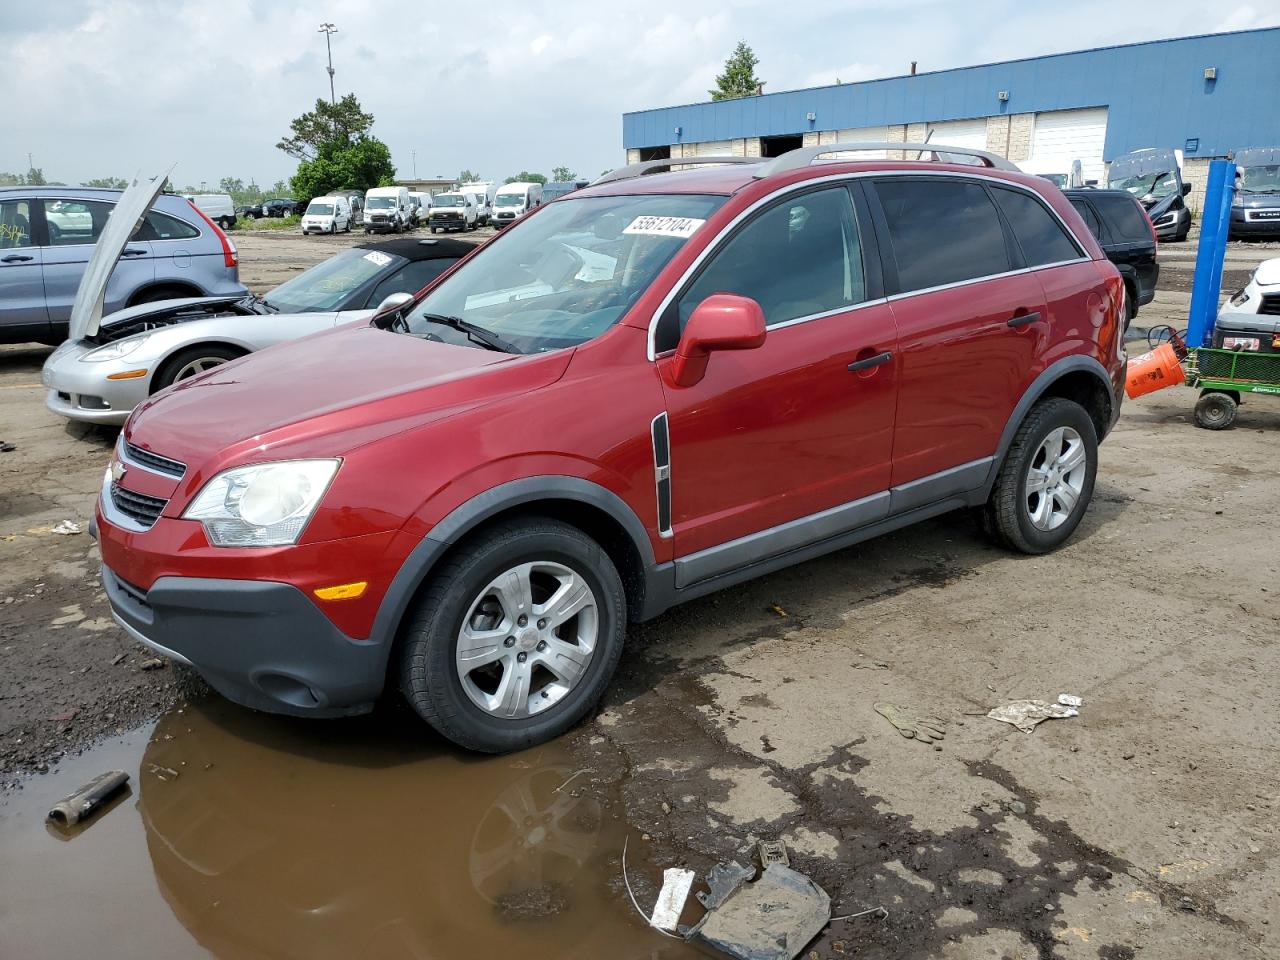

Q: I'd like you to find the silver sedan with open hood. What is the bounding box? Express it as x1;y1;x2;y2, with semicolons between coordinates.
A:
42;198;474;425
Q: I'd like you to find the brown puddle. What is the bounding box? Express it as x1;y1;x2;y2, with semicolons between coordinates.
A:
0;699;698;959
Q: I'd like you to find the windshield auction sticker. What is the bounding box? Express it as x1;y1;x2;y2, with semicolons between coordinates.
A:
622;216;706;239
362;250;393;267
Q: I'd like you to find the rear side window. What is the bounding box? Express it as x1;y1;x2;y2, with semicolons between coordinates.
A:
1093;194;1151;241
134;211;200;241
1069;199;1103;240
991;187;1082;266
676;186;866;332
0;199;33;248
873;179;1010;292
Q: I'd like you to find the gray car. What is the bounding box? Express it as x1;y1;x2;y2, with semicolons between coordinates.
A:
0;182;247;345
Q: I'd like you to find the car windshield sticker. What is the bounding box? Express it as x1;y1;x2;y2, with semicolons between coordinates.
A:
363;251;393;267
622;216;706;239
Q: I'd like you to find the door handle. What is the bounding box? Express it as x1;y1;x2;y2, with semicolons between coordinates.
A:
847;350;893;372
1;254;33;263
1007;311;1041;328
121;248;147;257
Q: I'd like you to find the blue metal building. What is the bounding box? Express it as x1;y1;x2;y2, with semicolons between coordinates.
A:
621;27;1280;197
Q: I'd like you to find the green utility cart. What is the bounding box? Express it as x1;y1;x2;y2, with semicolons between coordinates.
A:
1185;347;1280;429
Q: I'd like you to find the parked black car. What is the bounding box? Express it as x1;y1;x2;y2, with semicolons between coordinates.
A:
1065;188;1159;325
237;203;264;220
261;198;301;218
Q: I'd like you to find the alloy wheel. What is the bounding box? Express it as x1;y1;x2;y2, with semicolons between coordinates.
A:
1025;426;1087;531
173;357;228;381
455;561;598;720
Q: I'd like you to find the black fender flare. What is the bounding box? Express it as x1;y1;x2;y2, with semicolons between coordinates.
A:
979;355;1118;497
365;475;656;663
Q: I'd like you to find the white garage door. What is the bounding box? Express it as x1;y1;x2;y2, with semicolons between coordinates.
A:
830;126;891;160
1030;108;1108;185
924;118;989;164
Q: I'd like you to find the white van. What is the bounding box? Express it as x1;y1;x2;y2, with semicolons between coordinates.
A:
427;192;478;232
492;182;543;228
457;181;497;225
407;191;431;226
363;186;412;234
300;194;353;235
182;193;236;229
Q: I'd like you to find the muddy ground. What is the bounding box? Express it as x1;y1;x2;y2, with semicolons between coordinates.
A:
1;233;1278;959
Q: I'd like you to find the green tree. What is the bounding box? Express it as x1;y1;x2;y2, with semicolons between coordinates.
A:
0;172;24;186
277;94;376;161
709;41;763;101
84;176;129;189
550;165;576;182
504;171;547;185
457;169;480;184
23;166;47;186
291;138;396;203
218;177;245;195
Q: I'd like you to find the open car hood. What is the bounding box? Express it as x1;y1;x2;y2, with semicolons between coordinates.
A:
1108;149;1179;183
68;171;170;341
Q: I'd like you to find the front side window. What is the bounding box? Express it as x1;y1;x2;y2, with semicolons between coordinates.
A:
404;193;726;353
0;199;33;248
674;186;866;338
42;198;113;246
991;187;1082;267
873;179;1011;293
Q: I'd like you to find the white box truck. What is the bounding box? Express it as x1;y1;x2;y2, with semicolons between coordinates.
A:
457;181;497;225
491;182;543;228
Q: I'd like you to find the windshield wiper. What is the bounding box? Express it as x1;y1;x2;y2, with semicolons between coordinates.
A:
416;313;522;354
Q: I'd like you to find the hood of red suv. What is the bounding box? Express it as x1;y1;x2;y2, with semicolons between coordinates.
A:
125;323;570;469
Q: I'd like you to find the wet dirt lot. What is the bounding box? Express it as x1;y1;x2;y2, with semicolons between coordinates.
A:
2;233;1278;959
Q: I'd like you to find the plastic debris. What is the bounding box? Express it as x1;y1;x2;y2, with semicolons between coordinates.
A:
51;520;81;535
0;441;15;452
770;603;788;618
698;860;755;911
650;867;696;931
874;702;946;744
139;658;166;671
758;839;790;868
47;770;129;826
987;698;1080;733
689;863;831;960
1058;693;1083;708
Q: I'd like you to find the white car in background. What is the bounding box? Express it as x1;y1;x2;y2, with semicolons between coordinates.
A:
301;195;353;235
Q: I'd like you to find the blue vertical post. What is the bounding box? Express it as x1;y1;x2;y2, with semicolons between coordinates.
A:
1185;159;1236;348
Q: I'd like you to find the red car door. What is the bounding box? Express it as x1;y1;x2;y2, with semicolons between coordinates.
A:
870;176;1048;487
655;184;899;582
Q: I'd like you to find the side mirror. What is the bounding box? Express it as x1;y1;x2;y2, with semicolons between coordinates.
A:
371;291;414;328
1181;182;1192;197
669;294;766;387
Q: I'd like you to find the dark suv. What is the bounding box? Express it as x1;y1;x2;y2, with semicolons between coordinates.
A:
96;144;1126;752
1065;189;1159;324
261;198;301;218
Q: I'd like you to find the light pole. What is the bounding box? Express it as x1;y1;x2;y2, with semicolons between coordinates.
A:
318;22;338;105
411;150;417;178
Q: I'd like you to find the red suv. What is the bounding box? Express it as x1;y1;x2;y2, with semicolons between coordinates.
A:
96;144;1126;752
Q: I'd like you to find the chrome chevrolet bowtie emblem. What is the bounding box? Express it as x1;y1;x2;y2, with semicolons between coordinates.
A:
110;460;127;483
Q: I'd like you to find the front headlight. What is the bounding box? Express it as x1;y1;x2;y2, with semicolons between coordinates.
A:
82;335;150;363
183;459;340;547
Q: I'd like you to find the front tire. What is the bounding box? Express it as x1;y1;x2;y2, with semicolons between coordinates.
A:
984;397;1098;554
152;344;242;391
399;518;626;753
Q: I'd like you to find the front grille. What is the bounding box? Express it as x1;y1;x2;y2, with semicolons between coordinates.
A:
125;442;186;477
1260;295;1280;317
110;482;167;529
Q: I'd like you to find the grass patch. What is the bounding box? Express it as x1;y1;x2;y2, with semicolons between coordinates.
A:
232;214;302;231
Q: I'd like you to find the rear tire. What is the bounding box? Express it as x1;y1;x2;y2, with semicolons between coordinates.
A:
984;397;1098;554
1194;391;1238;430
398;518;626;753
152;344;243;391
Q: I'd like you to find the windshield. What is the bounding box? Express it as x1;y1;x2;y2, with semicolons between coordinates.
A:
1240;164;1280;194
435;194;465;207
1109;171;1177;200
402;193;726;353
266;247;406;313
495;194;525;207
307;203;334;216
366;197;395;209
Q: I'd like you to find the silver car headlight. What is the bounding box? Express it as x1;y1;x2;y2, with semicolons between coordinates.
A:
81;335;150;362
183;459;340;547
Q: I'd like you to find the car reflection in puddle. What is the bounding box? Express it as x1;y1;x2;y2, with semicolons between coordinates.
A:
136;698;693;959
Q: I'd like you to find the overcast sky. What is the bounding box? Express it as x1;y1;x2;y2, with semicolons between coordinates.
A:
4;0;1276;190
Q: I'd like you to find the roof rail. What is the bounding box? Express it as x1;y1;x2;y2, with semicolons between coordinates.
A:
754;141;1020;178
592;156;762;185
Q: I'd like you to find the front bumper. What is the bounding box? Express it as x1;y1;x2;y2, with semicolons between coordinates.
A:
42;339;152;424
1229;208;1280;236
365;218;397;233
103;564;384;717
